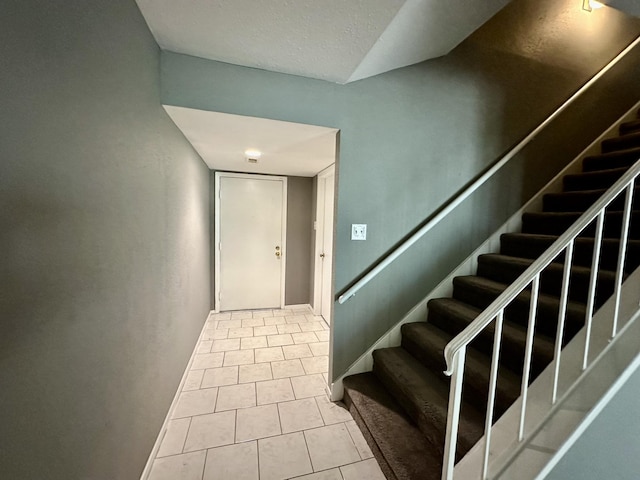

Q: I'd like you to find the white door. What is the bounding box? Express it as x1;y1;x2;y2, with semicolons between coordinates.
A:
314;166;335;324
216;173;287;311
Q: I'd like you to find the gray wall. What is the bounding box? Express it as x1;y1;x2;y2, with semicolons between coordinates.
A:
544;365;640;480
0;1;210;479
286;176;314;305
162;0;640;379
209;173;314;308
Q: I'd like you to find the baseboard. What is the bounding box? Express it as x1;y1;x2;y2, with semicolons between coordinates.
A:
139;310;215;480
330;100;640;402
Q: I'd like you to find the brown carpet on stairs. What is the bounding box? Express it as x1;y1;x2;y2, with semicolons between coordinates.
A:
342;107;640;479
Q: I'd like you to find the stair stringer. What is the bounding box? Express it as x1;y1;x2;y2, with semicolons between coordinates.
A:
329;99;640;402
454;267;640;479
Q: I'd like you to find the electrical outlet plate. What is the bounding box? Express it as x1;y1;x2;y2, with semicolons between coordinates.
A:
351;224;367;240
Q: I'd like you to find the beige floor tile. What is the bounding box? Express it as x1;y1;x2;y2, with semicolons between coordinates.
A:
267;333;295;347
203;441;259;480
191;352;225;370
218;319;243;329
308;342;329;357
256;378;295;405
278;398;324;433
157;418;190;457
315;330;330;342
239;362;273;383
283;344;313;360
183;410;236;452
231;311;254;319
212;312;232;321
291;375;327;399
272;359;305;379
305;423;361;471
241;336;268;350
253;309;274;318
201;366;239;388
286;315;308;324
264;316;287;326
172;388;218;419
292;332;319;344
340;458;385;480
223;349;255;367
277;323;302;334
198;340;213;353
183;370;204;391
291;469;343;480
345;420;374;459
216;383;256;411
315;396;352;425
255;346;285;363
299;322;324;332
211;338;241;352
203;328;228;340
304;314;324;322
258;432;313;480
301;356;329;375
242;317;265;327
228;327;254;339
236;404;282;442
148;450;206;480
254;325;280;336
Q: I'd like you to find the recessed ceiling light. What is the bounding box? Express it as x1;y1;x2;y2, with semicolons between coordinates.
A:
244;149;262;158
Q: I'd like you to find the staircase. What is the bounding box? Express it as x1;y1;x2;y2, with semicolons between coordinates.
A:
342;109;640;480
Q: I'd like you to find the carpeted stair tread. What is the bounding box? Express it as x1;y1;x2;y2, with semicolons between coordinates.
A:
562;166;629;191
452;275;586;339
343;373;443;480
601;131;640;153
372;347;484;459
542;187;640;213
620;119;640;136
499;233;640;272
426;298;555;378
581;146;640;172
476;253;616;305
401;322;521;416
521;210;640;237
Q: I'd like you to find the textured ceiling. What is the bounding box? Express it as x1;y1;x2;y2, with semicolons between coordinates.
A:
164;106;338;177
136;0;510;83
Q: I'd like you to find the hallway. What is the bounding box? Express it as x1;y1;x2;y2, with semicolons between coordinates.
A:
147;307;385;480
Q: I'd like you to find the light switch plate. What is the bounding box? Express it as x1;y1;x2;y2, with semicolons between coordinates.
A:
351;224;367;240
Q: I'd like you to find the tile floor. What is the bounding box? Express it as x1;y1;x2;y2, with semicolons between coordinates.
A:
148;306;385;480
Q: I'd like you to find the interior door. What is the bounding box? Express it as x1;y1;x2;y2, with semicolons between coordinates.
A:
318;168;335;323
217;173;286;311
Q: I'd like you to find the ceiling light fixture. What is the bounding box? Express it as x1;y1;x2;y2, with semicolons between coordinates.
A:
244;149;262;159
582;0;605;11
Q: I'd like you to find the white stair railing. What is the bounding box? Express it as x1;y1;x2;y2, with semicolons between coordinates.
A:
441;158;640;480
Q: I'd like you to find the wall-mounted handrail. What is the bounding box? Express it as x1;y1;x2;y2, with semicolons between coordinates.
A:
441;157;640;480
337;35;640;305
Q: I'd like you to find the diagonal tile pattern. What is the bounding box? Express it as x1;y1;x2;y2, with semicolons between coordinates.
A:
148;306;384;480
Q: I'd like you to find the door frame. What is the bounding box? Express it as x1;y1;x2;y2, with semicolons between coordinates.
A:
214;171;288;312
312;164;336;318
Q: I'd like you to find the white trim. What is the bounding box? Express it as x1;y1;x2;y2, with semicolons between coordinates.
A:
330;99;640;400
139;310;215;480
338;35;640;305
313;164;336;317
214;172;288;311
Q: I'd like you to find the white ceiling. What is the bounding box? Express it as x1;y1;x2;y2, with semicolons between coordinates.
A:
136;0;510;84
164;106;338;177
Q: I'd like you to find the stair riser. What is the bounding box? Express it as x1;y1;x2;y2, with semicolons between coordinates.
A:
499;236;640;273
563;170;628;191
542;189;640;213
582;149;640;172
452;282;584;339
425;306;552;379
476;261;615;306
601;133;640;154
620;121;640;136
521;213;640;238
